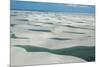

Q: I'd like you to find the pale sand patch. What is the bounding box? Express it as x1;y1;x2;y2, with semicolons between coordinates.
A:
11;36;95;49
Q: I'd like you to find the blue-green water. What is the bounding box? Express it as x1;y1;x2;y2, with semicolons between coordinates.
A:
14;45;95;62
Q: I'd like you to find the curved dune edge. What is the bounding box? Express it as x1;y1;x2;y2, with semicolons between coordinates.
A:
11;46;86;66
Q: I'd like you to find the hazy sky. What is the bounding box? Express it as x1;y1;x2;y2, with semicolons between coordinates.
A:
17;0;95;5
11;0;95;14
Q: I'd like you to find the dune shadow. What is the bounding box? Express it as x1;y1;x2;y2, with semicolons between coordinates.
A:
49;37;72;40
28;29;51;32
11;34;29;39
64;25;95;30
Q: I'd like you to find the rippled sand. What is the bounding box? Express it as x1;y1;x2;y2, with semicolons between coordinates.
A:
10;10;95;66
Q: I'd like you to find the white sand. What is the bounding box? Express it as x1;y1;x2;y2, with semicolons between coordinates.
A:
11;10;95;49
11;10;95;66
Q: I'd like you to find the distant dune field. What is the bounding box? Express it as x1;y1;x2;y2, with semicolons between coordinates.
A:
10;10;95;66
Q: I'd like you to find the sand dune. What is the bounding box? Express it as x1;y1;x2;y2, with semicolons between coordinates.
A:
11;11;95;49
10;10;95;66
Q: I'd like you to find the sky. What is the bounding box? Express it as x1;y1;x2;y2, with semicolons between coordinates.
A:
18;0;95;5
11;0;95;14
